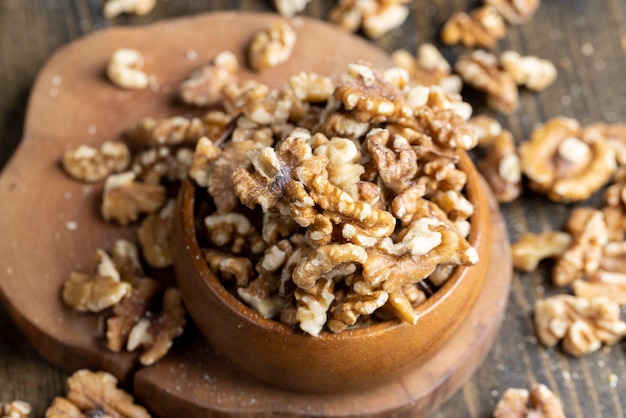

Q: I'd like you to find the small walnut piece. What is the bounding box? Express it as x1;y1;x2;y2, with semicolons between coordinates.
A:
295;278;335;336
125;114;219;147
329;0;410;39
101;171;166;225
468;115;503;147
103;0;156;18
455;50;519;114
45;369;150;418
137;199;175;268
442;6;507;49
485;0;541;25
391;45;462;94
534;295;626;356
478;129;522;202
0;400;31;418
501;50;557;91
179;51;238;106
107;48;149;90
248;20;296;71
493;384;565;418
273;0;311;16
62;141;130;182
62;249;132;313
519;117;617;202
511;231;572;272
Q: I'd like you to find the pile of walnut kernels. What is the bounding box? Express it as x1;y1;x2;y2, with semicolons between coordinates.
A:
18;1;622;418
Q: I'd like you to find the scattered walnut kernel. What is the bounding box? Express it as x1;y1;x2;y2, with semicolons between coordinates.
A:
485;0;541;25
273;0;311;16
179;51;238;106
468;115;503;147
101;171;167;225
295;278;335;336
534;295;626;356
131;146;193;184
329;0;410;39
107;48;150;90
248;20;296;71
137;199;174;268
62;249;132;313
103;0;156;18
553;208;608;286
45;370;150;418
493;384;565;418
125;113;225;147
519;117;617;202
391;45;462;94
511;231;572;272
501;50;557;91
478;129;522;202
455;50;519;114
62;141;130;182
442;6;507;49
0;400;31;418
586;123;626;166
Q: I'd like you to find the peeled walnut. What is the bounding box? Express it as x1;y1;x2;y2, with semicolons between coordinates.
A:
295;278;335;336
131;146;193;185
101;171;166;225
519;117;617;202
586;123;626;166
137;199;174;268
126;111;231;148
477;129;522;202
534;295;626;356
103;0;156;18
329;0;410;39
468;115;503;147
485;0;540;25
391;45;462;94
511;231;572;272
288;71;335;103
573;241;626;305
203;249;253;287
204;212;264;254
189;136;222;187
62;141;130;183
553;208;608;286
442;6;507;49
126;287;186;366
62;249;132;313
179;51;238;106
248;20;296;71
273;0;311;16
106;48;149;90
455;50;519;114
237;275;284;319
45;369;150;418
293;243;368;289
493;384;565;418
0;400;31;418
501;50;557;91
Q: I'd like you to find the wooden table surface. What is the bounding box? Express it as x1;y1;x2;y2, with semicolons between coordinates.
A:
1;1;625;417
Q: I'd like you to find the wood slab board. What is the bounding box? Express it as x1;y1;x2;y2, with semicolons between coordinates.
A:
0;11;511;417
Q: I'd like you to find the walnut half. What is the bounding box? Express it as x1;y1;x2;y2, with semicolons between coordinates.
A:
0;400;31;418
493;384;565;418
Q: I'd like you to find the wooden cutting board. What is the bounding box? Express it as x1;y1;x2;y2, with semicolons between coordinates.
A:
0;12;511;417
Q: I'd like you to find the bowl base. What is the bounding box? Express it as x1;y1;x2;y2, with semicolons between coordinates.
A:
133;185;511;417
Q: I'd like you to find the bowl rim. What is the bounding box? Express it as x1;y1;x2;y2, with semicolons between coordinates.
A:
180;149;485;340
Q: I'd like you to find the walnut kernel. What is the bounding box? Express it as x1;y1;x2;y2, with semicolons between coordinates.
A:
107;48;149;90
62;141;130;183
248;20;296;71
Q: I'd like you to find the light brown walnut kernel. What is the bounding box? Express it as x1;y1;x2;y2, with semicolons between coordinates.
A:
534;295;626;356
328;281;388;332
391;45;462;94
519;117;617;202
106;278;160;353
455;50;519;114
468;115;503;147
493;384;566;418
107;48;149;89
109;239;144;282
132;146;193;185
137;199;175;268
62;141;130;183
442;6;507;49
289;71;334;103
295;278;335;336
179;51;238;106
477;130;522;202
0;400;31;418
124;115;211;148
203;249;253;287
314;136;364;199
293;243;368;289
511;231;572;272
553;208;608;286
237;275;284;319
329;0;410;39
573;274;626;306
204;212;264;254
189;136;222;187
248;20;296;71
273;0;311;16
103;0;155;18
501;50;557;91
485;0;541;25
45;370;150;418
586;123;626;165
101;171;166;225
126;287;186;366
62;250;131;313
365;128;418;193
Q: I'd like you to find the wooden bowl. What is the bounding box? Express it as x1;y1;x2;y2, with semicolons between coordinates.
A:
172;150;492;394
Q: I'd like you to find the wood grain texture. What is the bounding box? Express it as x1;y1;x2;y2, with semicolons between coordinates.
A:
0;0;625;417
